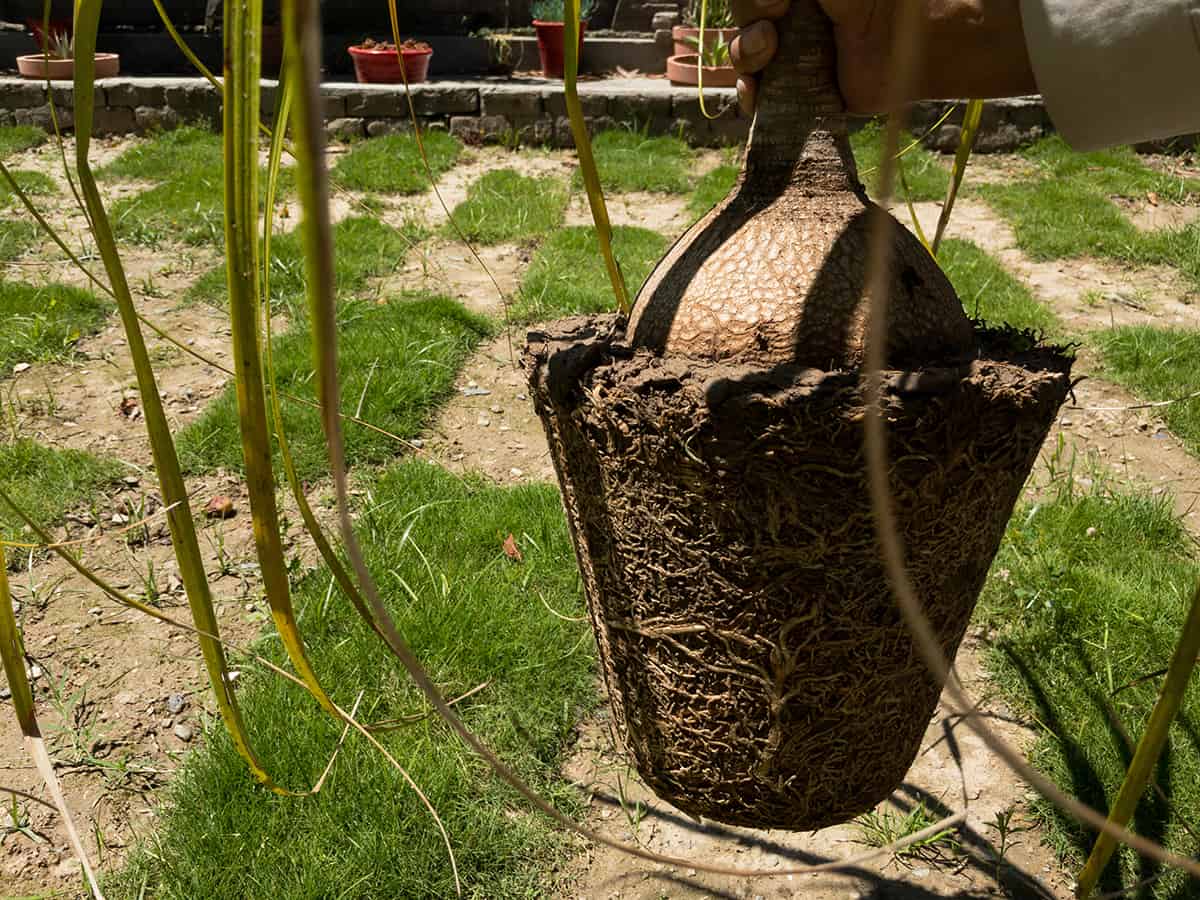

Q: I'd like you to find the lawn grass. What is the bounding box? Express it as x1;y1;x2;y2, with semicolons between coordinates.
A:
0;169;57;201
96;126;223;182
1095;326;1200;456
0;439;122;542
851;121;950;202
109;460;596;899
977;137;1200;287
976;470;1200;897
102;127;296;247
447;169;568;244
331;131;462;194
688;164;738;219
0;281;109;371
937;238;1060;334
0;125;47;160
0;220;42;263
1021;135;1200;202
176;294;491;481
511;225;669;323
588;129;694;194
188;216;428;315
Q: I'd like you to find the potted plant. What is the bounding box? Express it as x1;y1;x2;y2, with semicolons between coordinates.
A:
666;31;738;87
347;37;434;85
530;0;595;79
668;0;737;85
17;26;120;80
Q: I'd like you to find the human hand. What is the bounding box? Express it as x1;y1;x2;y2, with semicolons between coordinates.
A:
730;1;1037;118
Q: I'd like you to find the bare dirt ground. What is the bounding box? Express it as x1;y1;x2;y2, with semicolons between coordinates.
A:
2;137;1200;898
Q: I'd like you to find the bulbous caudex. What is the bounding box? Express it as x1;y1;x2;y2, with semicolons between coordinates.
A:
627;0;973;370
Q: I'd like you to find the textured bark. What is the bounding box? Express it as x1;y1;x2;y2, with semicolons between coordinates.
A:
627;1;973;370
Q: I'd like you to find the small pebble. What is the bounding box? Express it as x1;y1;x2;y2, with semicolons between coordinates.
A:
477;416;491;427
510;468;524;478
460;386;491;397
516;392;528;401
166;693;185;714
88;606;102;616
122;475;140;486
28;664;42;680
0;687;11;700
12;363;30;374
1086;526;1098;537
173;722;194;742
409;438;424;449
489;404;503;414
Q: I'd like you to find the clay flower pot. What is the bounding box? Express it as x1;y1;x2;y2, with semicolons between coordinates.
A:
671;24;738;58
533;20;585;79
348;41;433;85
666;53;738;88
16;52;119;80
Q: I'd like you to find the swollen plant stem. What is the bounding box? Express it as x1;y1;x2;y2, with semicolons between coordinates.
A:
859;0;1200;882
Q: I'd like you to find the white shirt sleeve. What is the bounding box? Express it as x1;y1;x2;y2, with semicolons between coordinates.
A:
1020;0;1200;150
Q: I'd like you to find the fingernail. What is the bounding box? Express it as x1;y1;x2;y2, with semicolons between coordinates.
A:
741;24;766;55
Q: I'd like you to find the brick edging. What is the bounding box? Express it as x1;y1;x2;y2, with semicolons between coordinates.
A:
0;75;1059;151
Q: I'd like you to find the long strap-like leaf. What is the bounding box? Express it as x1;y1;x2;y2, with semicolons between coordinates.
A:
70;0;291;794
0;545;104;899
564;0;630;314
932;99;983;256
222;0;341;721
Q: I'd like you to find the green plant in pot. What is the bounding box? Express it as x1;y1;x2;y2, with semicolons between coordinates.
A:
16;24;119;80
668;0;737;87
531;0;596;79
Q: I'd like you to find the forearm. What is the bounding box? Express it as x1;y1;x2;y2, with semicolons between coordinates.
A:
834;0;1037;113
918;1;1037;101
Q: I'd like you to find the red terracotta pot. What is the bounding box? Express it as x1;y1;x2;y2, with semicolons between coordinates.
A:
16;52;119;80
666;53;738;88
348;44;433;84
533;20;586;79
671;25;738;58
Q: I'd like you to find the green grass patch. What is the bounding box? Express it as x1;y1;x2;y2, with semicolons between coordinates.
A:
110;460;596;899
331;131;462;194
447;169;568;244
0;125;46;160
588;129;694;194
176;294;491;481
0;281;109;371
977;473;1200;897
1021;135;1200;202
851;121;950;202
0;439;122;542
188;216;427;315
688;164;738;219
97;126;223;182
102;127;295;247
978;137;1200;287
0;220;42;263
937;238;1059;334
1095;326;1200;455
110;175;226;246
0;169;57;201
512;225;668;323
